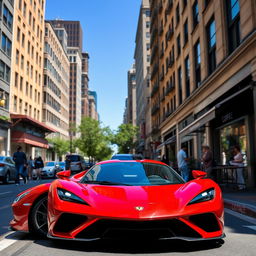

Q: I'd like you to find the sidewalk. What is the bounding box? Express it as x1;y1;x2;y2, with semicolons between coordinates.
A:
222;187;256;218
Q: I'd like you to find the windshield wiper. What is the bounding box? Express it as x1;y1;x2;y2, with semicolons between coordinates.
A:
82;180;132;186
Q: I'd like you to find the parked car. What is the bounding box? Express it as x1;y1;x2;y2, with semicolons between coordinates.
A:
40;161;62;179
85;161;94;169
57;162;65;171
66;154;86;173
0;156;16;184
111;154;144;160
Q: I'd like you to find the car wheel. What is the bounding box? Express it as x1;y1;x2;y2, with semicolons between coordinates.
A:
3;171;10;184
29;195;48;237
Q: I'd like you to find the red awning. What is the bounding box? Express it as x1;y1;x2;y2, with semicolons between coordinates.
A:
11;114;56;133
11;131;49;149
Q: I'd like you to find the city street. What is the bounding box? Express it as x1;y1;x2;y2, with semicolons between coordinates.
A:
0;180;256;256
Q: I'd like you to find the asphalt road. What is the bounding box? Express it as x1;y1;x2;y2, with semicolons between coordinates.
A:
1;180;256;256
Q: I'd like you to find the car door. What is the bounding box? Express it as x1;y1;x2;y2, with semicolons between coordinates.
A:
6;157;16;180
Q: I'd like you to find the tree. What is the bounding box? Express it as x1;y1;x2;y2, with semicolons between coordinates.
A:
112;124;138;153
48;137;69;160
76;117;113;161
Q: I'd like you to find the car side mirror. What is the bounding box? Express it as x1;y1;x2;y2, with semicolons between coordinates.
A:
192;170;207;179
56;170;71;179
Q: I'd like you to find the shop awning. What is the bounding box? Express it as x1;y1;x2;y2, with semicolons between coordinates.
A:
165;135;176;145
11;131;50;149
11;114;56;133
179;107;216;138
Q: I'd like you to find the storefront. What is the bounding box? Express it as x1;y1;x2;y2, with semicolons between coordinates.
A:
10;114;55;160
0;120;10;156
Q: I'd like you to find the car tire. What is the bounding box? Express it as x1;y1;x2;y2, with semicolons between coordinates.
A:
3;171;10;184
29;195;48;237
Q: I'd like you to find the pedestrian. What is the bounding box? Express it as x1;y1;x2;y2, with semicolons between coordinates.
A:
230;145;246;190
13;146;27;185
201;145;213;178
27;156;34;180
177;146;190;182
34;156;44;180
65;155;71;170
161;154;169;165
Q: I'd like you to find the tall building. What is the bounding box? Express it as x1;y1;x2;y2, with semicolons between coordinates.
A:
48;20;85;136
127;64;137;126
43;22;70;140
150;0;256;187
123;98;128;124
0;0;14;156
48;20;83;52
134;0;151;156
88;90;98;120
10;0;55;158
81;52;89;117
68;47;82;135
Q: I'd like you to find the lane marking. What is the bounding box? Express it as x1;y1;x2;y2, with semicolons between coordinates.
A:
0;192;11;196
225;208;256;225
0;232;17;252
243;225;256;231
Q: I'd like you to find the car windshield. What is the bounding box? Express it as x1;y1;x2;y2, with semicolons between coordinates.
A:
80;162;184;186
67;155;80;162
46;162;55;166
111;155;133;160
59;162;65;166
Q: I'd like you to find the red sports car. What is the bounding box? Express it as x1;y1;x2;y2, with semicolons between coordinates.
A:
10;160;224;241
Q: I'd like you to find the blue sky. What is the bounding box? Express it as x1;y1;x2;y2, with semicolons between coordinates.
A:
45;0;141;130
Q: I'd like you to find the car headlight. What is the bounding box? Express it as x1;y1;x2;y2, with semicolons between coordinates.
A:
13;191;31;203
57;188;89;205
188;188;215;205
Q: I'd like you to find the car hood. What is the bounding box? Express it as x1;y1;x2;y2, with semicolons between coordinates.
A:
55;179;219;219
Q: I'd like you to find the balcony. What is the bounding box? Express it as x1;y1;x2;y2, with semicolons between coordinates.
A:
151;82;159;98
158;0;163;13
160;93;165;102
159;24;164;36
160;71;164;81
151;63;159;80
165;84;175;96
151;104;160;116
150;45;158;64
168;58;174;68
166;29;174;41
165;0;173;15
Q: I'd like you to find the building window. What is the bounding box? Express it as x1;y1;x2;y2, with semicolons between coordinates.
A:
176;34;181;57
1;33;12;57
146;21;150;28
176;3;180;26
14;96;17;112
192;0;199;28
183;19;188;46
23;2;27;17
0;60;10;83
178;66;182;105
3;5;13;30
21;55;24;69
183;0;188;10
21;34;25;47
207;18;216;75
20;76;23;91
226;0;240;53
185;56;190;98
17;27;21;42
194;40;201;87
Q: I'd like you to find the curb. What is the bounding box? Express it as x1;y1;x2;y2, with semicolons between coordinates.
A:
224;199;256;219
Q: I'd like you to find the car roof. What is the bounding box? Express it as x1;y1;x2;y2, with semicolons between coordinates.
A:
96;159;167;166
112;154;133;156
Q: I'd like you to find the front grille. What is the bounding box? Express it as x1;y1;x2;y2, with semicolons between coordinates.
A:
53;213;87;233
189;213;220;232
76;219;201;240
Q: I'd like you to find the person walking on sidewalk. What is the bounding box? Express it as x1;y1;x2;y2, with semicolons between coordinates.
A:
201;145;213;178
13;146;27;185
230;145;246;190
34;156;44;180
27;156;34;180
177;146;189;182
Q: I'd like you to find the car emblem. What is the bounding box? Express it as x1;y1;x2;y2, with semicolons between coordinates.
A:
135;206;144;211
